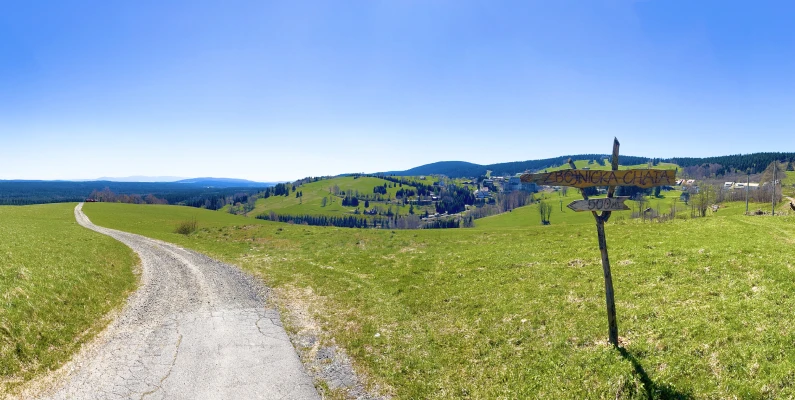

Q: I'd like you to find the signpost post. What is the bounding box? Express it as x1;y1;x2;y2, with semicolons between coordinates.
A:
520;138;674;347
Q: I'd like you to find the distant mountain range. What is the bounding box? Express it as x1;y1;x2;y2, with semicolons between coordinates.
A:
383;155;649;178
383;152;795;178
95;176;187;182
172;178;277;188
69;177;275;188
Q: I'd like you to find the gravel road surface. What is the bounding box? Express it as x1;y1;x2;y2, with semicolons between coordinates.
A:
39;204;319;399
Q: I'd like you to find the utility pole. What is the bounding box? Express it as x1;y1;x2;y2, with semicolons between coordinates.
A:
745;169;750;215
773;161;777;216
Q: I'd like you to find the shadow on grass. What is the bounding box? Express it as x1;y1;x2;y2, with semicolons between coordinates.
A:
618;347;693;400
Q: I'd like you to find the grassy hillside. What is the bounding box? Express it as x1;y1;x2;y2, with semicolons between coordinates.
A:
84;202;795;398
782;171;795;197
474;189;690;229
0;204;137;393
249;176;434;218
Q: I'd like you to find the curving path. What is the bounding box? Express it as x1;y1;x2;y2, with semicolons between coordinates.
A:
39;204;318;399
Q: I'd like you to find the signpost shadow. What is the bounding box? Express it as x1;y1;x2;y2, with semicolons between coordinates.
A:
618;347;692;400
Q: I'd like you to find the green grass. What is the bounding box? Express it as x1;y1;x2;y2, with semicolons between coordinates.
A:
83;202;795;398
250;176;434;218
0;203;137;393
782;171;795;197
475;190;686;229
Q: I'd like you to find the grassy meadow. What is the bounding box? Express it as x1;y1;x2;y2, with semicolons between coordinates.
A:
0;204;137;393
84;202;795;398
783;171;795;197
247;176;435;218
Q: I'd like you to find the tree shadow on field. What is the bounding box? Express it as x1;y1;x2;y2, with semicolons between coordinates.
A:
618;347;693;400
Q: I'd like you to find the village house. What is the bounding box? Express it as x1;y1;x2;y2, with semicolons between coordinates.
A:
475;187;491;200
505;176;538;193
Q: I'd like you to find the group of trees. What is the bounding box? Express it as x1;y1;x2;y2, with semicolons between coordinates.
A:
423;219;460;229
496;191;534;212
89;188;168;205
257;212;443;229
87;187;267;211
395;188;416;198
263;183;292;198
341;194;360;207
434;186;476;214
257;213;372;228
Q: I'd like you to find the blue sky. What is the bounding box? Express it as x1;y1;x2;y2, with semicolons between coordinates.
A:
2;1;794;181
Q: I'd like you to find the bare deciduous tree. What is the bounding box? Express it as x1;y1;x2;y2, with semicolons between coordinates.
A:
695;185;716;217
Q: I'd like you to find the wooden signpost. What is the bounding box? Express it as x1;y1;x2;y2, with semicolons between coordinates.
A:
521;138;673;347
521;169;675;189
567;196;630;212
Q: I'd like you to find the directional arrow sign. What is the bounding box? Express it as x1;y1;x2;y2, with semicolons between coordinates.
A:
520;169;675;189
567;197;630;212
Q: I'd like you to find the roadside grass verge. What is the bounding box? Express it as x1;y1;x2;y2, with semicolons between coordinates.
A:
0;203;137;394
84;202;795;398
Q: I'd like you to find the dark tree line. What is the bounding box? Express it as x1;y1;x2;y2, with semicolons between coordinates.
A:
423;219;460;229
256;213;373;228
0;181;265;207
669;153;795;175
257;212;463;230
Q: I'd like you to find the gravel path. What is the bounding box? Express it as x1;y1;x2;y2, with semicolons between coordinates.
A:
39;204;319;399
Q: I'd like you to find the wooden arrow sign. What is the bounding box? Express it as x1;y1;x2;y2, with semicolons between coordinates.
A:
520;169;675;189
567;196;630;212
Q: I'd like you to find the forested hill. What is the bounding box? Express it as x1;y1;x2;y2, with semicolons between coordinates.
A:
0;180;271;206
174;177;274;187
667;153;795;174
384;154;652;178
385;152;795;178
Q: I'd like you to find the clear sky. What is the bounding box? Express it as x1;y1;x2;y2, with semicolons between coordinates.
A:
2;1;794;181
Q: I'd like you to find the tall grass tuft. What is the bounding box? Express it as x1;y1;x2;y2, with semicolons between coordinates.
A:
174;217;198;235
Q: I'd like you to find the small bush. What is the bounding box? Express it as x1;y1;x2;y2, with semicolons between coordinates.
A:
175;218;198;235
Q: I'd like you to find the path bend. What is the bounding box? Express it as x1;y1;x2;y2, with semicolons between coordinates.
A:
39;204;318;400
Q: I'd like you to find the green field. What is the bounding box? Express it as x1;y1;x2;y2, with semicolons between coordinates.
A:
783;171;795;197
248;176;434;218
84;202;795;398
475;189;690;229
0;204;137;393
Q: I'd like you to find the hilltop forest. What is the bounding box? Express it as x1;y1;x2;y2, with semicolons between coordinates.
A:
387;152;795;178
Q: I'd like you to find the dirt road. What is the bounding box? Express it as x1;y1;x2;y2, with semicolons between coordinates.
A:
39;204;318;399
